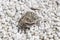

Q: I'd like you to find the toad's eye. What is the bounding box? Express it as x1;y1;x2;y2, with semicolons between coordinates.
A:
26;18;30;21
26;18;29;20
26;17;32;22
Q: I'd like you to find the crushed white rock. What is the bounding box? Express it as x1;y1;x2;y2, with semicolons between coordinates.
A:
0;0;60;40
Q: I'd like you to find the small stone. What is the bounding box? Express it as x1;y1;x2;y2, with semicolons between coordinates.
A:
0;31;4;38
30;7;40;10
6;10;15;17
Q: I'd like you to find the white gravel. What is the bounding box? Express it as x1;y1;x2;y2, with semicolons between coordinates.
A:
0;0;60;40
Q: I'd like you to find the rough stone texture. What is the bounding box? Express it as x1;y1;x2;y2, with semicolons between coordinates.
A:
0;0;60;40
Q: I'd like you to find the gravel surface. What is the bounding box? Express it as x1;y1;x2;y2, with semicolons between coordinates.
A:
0;0;60;40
